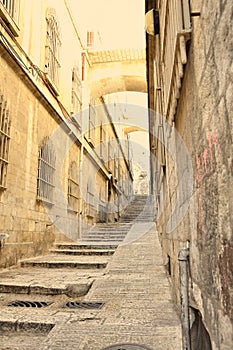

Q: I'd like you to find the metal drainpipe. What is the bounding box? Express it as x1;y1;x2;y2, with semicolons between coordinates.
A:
178;247;191;350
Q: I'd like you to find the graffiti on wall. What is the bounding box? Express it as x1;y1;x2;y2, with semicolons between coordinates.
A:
195;131;221;238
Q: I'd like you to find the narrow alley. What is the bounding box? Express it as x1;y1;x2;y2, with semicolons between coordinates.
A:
0;0;232;349
0;196;181;349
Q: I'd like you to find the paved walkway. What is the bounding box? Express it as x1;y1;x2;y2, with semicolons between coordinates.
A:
0;224;182;350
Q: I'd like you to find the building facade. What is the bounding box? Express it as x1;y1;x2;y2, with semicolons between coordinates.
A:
146;0;233;349
0;0;133;268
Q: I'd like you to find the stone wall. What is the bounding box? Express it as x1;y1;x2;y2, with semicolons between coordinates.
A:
0;46;132;269
0;52;57;267
148;0;233;348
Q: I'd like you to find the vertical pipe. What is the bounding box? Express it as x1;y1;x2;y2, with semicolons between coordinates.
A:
178;247;191;350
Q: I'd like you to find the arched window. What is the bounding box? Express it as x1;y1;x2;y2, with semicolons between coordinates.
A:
68;161;79;213
45;8;61;88
37;138;56;204
0;93;11;190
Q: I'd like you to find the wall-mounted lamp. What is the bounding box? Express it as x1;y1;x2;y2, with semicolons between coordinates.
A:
145;9;160;35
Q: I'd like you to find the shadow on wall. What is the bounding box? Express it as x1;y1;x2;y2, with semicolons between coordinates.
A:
190;308;212;350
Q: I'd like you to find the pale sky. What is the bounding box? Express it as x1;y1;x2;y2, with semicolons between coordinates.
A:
67;0;149;187
68;0;146;50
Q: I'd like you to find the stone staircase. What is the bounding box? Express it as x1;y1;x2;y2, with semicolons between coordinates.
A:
0;196;151;299
0;195;151;297
119;194;155;223
0;194;182;350
80;222;132;244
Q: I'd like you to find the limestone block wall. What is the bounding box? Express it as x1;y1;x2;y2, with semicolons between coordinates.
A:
153;0;232;348
0;53;57;267
0;51;117;268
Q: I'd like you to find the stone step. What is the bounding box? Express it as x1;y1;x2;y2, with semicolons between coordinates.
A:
123;209;147;212
89;228;130;233
0;266;101;297
78;241;123;246
0;283;67;295
82;233;127;237
78;239;123;243
93;223;131;227
0;281;92;296
122;205;147;209
122;215;154;219
20;254;109;269
50;249;115;256
120;217;154;220
20;260;107;269
54;242;119;250
120;220;154;223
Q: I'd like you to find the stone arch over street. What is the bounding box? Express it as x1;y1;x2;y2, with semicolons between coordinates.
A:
87;49;147;98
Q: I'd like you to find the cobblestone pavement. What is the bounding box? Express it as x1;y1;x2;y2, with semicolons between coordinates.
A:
0;224;182;350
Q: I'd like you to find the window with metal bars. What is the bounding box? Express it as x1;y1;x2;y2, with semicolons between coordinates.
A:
86;180;95;217
68;161;80;213
45;8;61;88
37;139;56;204
108;137;116;171
88;102;96;147
0;94;11;190
0;0;19;22
113;154;118;180
100;123;106;160
71;67;82;116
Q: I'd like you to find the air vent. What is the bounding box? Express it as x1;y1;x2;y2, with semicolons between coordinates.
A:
62;301;104;309
7;301;53;308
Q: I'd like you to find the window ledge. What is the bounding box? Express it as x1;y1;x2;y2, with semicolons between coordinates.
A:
67;208;78;214
0;4;19;37
36;197;54;207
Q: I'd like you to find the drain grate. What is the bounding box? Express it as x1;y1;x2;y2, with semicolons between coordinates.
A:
102;345;152;350
62;301;104;309
7;301;53;308
0;320;54;334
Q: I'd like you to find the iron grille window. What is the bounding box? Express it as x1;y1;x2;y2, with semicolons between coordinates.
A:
100;123;106;160
87;31;94;48
0;0;19;23
0;94;11;190
45;9;61;88
37;139;55;204
87;192;95;217
87;181;95;217
88;102;96;146
107;138;114;170
114;154;118;179
68;161;79;213
71;67;82;116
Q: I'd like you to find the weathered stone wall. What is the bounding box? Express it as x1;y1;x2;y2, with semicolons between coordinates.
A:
0;50;124;268
0;0;134;269
0;53;57;267
0;53;134;269
153;0;232;348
